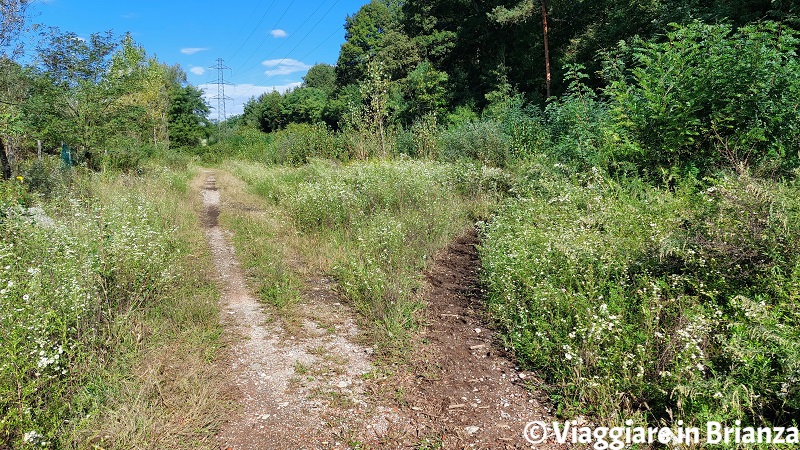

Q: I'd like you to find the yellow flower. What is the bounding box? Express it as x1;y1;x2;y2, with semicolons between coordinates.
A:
15;176;23;182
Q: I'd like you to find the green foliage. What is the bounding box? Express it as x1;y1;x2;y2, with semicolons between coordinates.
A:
0;176;30;213
269;123;346;165
0;168;216;447
335;0;399;88
605;21;800;177
395;113;439;159
168;85;211;148
302;63;337;96
241;90;285;133
542;64;641;172
481;163;800;427
399;60;449;122
438;120;512;167
18;158;67;198
281;87;329;125
21;29;199;167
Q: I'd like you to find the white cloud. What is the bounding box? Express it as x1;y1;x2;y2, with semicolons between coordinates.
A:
197;82;303;118
181;47;208;55
261;58;312;76
189;66;206;76
270;29;288;38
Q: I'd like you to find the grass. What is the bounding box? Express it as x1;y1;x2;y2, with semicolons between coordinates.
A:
480;156;800;429
0;157;228;449
218;157;500;361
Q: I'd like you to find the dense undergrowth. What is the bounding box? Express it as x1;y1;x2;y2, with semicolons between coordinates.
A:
198;19;800;434
481;161;800;428
0;157;225;448
223;158;502;358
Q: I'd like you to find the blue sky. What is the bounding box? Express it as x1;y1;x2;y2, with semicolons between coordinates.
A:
28;0;367;117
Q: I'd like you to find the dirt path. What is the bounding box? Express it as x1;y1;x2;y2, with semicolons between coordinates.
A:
200;172;378;449
371;229;566;449
199;170;564;449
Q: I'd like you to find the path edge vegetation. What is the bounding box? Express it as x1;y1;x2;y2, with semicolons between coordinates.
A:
1;0;799;446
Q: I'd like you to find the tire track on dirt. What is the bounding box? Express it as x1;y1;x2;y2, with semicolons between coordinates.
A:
200;171;378;449
382;228;568;449
200;170;566;449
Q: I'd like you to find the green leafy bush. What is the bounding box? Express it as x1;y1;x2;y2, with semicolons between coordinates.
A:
605;21;800;177
438;120;512;166
19;158;69;199
543;65;642;173
481;166;800;427
270;122;347;164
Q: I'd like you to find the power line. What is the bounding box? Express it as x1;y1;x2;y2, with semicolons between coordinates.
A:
234;0;332;75
236;0;296;74
235;25;342;101
228;0;279;61
209;58;233;124
235;1;343;99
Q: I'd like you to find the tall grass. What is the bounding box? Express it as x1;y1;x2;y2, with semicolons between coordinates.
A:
0;158;225;448
480;158;800;428
225;158;501;358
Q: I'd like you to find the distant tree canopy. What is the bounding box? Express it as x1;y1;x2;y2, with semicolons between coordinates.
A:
0;25;211;174
238;0;798;135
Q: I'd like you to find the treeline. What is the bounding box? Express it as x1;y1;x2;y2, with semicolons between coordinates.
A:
234;0;799;179
0;28;212;176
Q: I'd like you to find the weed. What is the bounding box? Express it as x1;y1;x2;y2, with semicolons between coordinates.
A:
481;161;800;428
0;162;225;448
227;159;496;360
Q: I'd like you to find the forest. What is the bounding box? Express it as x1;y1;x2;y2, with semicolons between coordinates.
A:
2;0;800;448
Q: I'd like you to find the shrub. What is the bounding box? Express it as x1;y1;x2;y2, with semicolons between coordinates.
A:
605;21;800;178
19;158;68;199
270;122;347;164
438;120;512;166
481;169;800;427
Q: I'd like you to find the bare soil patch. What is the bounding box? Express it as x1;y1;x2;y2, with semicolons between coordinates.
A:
200;171;378;449
370;228;567;449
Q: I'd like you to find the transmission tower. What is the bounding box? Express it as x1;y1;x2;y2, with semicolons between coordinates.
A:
209;58;233;126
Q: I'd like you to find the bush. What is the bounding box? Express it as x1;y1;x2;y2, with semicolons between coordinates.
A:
19;158;68;199
438;120;512;166
481;169;800;427
605;21;800;177
543;65;642;174
270;122;347;164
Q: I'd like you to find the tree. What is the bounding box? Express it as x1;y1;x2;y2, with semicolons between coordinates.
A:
109;35;181;148
400;60;449;123
302;63;336;96
335;0;400;87
0;0;31;178
0;0;29;59
0;58;28;178
282;87;328;125
168;84;210;147
32;28;120;164
243;90;285;133
491;0;552;98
